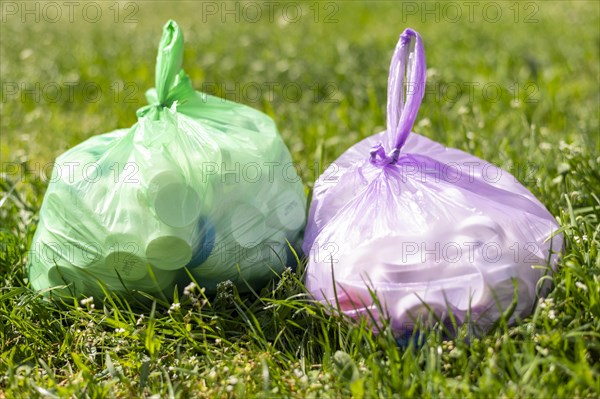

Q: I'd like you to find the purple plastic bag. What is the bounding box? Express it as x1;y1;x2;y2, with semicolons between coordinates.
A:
303;29;562;334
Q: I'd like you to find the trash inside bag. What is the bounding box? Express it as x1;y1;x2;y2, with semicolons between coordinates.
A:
303;29;562;334
28;20;306;300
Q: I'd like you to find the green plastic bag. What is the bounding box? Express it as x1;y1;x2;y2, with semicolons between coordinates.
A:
28;20;306;300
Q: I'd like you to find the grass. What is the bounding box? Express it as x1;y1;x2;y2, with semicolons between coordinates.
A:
1;1;599;397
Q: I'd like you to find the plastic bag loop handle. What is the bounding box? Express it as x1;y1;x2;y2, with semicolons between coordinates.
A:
388;28;426;150
370;28;426;165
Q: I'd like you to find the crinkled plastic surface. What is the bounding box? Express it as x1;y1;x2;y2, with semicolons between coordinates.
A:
28;20;305;300
303;29;562;334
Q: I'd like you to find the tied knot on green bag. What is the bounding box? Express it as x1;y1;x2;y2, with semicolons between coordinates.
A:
137;20;195;119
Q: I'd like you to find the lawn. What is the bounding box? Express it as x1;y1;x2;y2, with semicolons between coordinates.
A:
1;1;599;397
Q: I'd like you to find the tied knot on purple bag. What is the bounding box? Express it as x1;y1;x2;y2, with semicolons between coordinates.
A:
369;28;426;167
369;144;400;166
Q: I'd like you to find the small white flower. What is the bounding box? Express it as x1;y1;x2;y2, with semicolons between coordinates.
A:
115;328;125;334
183;282;197;296
548;310;556;320
539;142;552;151
80;297;94;306
136;315;145;325
539;298;553;309
168;302;181;314
575;282;588;291
418;118;432;128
